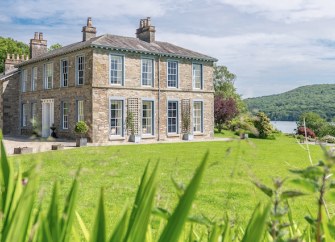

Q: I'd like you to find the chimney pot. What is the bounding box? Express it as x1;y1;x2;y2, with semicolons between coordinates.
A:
39;32;43;40
87;17;92;27
147;17;151;26
11;53;14;59
34;32;38;39
26;55;29;60
21;54;24;60
6;53;10;59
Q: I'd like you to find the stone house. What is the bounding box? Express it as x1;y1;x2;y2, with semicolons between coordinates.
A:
0;17;217;143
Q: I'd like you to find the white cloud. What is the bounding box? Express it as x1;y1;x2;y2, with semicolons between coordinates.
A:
216;0;335;23
2;0;335;98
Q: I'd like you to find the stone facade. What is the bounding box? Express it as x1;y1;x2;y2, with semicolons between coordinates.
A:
1;17;216;143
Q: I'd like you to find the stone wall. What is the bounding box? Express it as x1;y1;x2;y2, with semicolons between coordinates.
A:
20;87;92;140
18;48;93;140
92;88;214;143
92;48;214;91
92;48;214;143
2;73;20;135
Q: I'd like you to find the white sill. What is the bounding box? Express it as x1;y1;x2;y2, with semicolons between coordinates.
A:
167;134;180;137
194;133;205;136
142;135;155;139
109;136;125;141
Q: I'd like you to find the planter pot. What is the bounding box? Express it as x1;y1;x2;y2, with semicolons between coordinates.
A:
183;134;194;141
240;133;248;139
129;135;141;143
76;138;87;147
14;147;33;155
52;144;64;150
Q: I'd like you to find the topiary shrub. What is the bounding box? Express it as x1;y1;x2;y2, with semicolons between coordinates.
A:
253;112;272;139
74;121;88;138
297;127;316;138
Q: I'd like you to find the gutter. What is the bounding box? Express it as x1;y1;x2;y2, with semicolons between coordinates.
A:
91;44;218;63
158;54;161;141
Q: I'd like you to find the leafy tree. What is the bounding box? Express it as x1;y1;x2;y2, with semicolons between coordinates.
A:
253;112;272;138
297;112;329;137
0;37;29;73
213;64;247;113
214;93;239;133
244;84;335;121
48;43;62;52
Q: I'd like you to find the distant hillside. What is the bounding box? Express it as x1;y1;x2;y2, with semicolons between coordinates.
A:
244;84;335;121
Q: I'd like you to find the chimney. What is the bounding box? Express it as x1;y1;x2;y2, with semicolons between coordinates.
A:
82;17;97;41
30;32;47;59
136;17;156;43
3;52;25;74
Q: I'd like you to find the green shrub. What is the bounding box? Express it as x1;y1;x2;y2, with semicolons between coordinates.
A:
253;112;272;139
74;121;88;134
266;134;276;140
297;135;304;139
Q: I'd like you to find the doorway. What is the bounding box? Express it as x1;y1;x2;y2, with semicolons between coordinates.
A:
42;99;54;138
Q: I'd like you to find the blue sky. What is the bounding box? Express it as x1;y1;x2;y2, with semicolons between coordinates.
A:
2;0;335;98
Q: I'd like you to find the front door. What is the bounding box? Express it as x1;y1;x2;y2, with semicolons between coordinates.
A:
42;99;54;138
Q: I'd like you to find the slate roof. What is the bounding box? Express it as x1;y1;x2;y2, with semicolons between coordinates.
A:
0;69;20;80
16;34;217;67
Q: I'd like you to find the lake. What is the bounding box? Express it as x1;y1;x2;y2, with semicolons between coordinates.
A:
270;121;297;134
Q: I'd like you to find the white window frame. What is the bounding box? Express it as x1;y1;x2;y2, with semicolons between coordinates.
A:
167;99;179;134
31;102;37;126
193;100;204;133
62;101;69;129
141;98;155;136
76;54;85;86
76;99;84;122
141;57;155;87
22;103;27;127
109;53;125;86
22;69;27;92
31;67;37;91
60;58;69;88
109;97;125;137
166;60;179;88
43;62;53;90
192;62;203;90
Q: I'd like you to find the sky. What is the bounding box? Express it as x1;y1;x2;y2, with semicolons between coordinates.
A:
1;0;335;98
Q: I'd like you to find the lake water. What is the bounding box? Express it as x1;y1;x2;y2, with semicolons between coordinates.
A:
270;121;297;134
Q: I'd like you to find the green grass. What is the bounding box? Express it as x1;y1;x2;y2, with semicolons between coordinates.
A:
214;129;240;138
7;134;329;236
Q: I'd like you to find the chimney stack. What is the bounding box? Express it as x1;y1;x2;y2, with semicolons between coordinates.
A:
3;52;25;74
30;32;47;59
136;17;155;43
82;17;97;41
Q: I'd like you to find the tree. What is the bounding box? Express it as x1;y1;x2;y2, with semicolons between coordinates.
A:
213;64;247;113
254;112;272;138
214;93;239;133
48;43;62;52
0;37;29;73
297;112;329;137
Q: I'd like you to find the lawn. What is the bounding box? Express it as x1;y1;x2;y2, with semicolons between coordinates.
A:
7;134;330;237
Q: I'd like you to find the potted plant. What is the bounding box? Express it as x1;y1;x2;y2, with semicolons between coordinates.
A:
74;121;88;147
126;112;141;143
50;123;57;138
182;109;193;141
